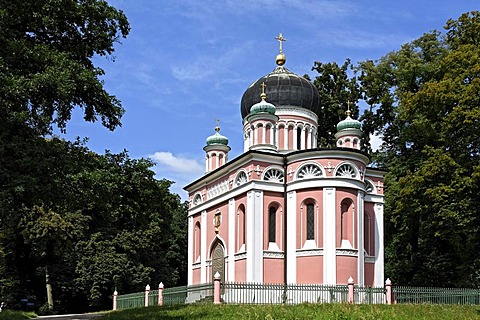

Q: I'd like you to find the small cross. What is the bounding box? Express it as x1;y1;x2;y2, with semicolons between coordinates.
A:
346;101;351;116
275;33;286;53
260;82;267;94
214;118;220;131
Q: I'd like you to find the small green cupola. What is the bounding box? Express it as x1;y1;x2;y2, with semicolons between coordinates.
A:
335;102;363;150
206;124;229;146
249;82;276;115
337;106;361;131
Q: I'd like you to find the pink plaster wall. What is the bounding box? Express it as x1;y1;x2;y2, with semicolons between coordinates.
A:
364;262;375;286
192;268;201;284
296;256;323;283
235;258;246;282
263;258;284;283
205;202;229;259
336;256;358;284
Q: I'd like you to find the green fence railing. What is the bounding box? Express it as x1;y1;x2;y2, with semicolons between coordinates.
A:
394;286;480;305
355;286;386;304
222;282;349;304
116;291;144;310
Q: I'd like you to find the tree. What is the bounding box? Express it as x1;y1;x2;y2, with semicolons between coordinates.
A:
310;59;361;148
357;11;480;286
0;0;130;135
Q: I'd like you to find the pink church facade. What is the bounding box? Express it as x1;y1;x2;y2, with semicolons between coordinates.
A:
185;36;385;287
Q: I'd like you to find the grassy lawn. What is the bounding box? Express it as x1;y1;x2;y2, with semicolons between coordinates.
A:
99;303;480;320
0;310;36;320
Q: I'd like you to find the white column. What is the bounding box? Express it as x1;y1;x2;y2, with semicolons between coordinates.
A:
306;127;311;149
187;216;194;285
323;188;336;284
275;124;279;150
357;191;365;286
312;129;317;148
200;210;207;283
300;127;306;150
286;191;297;283
262;124;266;144
246;190;264;283
284;126;288;150
228;198;235;282
374;203;384;286
205;155;209;173
244;131;249;152
253;125;258;145
270;124;275;146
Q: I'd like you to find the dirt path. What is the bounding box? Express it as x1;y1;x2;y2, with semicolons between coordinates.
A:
36;314;103;320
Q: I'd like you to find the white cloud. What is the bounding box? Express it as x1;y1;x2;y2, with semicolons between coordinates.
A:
149;152;204;200
369;133;384;152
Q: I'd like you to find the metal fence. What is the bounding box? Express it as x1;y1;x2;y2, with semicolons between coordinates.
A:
116;291;144;310
222;282;349;304
115;282;480;311
394;286;480;305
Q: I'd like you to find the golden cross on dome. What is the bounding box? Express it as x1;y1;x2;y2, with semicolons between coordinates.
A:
346;100;352;116
275;33;286;53
215;118;220;131
260;82;267;100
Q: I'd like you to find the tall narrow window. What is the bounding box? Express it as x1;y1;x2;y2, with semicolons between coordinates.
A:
297;127;302;150
306;204;314;240
269;207;276;243
194;222;201;261
364;212;371;255
237;205;246;251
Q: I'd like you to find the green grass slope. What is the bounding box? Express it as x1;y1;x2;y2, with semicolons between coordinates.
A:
100;303;480;320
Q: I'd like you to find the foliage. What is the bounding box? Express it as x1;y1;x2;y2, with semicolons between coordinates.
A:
356;11;480;286
0;0;130;135
0;310;36;320
310;59;362;148
99;304;480;320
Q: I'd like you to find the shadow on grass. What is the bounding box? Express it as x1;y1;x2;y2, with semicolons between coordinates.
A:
101;305;209;320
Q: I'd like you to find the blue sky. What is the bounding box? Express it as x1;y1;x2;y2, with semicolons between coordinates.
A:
58;1;478;199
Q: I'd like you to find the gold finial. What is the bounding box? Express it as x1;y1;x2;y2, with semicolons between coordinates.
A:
274;33;287;66
260;82;267;100
215;118;220;132
346;101;352;117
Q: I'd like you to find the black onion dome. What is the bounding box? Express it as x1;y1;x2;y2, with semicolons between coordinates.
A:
241;66;321;119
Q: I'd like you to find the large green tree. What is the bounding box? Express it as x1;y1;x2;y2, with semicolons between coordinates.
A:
357;11;480;287
0;0;129;135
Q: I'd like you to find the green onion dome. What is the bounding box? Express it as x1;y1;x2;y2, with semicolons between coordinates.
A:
250;92;276;115
206;126;229;146
337;111;361;131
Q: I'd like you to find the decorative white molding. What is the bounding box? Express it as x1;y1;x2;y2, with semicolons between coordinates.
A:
192;262;201;269
296;248;324;257
365;256;375;263
263;251;285;259
296;163;324;180
207;180;229;200
234;170;248;187
262;167;284;183
336;249;358;256
275;106;319;123
234;252;247;261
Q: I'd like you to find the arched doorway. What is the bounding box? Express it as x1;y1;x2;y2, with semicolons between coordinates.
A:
211;242;225;284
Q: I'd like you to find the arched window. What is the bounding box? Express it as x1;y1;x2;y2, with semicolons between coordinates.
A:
211;242;225;284
237;205;246;251
268;207;276;243
340;199;354;248
194;222;201;261
263;168;284;183
235;171;248;187
364;212;372;255
297;127;302;150
336;163;357;178
306;203;315;240
193;194;202;206
297;163;323;179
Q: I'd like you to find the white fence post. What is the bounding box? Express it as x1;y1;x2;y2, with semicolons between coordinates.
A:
158;282;164;306
385;278;392;305
144;284;150;307
113;290;118;310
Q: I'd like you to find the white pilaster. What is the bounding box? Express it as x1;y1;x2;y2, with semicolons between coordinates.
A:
284;126;288;150
300;127;306;150
200;210;207;283
228;198;235;282
357;191;365;286
246;190;264;283
293;125;298;150
262;125;266;144
187;216;193;285
374;203;384;286
323;188;336;284
275;124;279;150
286;191;297;283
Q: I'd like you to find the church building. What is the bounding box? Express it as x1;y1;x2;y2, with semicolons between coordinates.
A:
184;34;385;287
